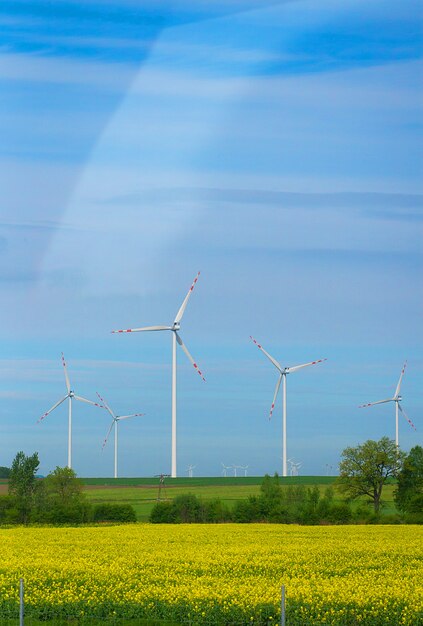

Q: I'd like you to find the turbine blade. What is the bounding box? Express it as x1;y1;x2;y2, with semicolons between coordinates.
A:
398;403;416;431
118;413;145;420
249;336;282;371
174;272;200;324
74;395;104;408
359;398;394;408
175;331;205;381
37;395;68;423
61;353;71;393
394;361;407;398
269;374;283;420
287;358;327;373
102;420;115;449
111;325;171;334
96;392;115;418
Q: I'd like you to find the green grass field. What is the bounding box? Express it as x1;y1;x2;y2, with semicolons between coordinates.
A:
80;476;397;521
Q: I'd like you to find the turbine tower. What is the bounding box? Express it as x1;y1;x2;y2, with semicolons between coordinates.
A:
250;336;326;477
98;392;145;478
38;353;103;468
359;362;416;447
112;272;205;478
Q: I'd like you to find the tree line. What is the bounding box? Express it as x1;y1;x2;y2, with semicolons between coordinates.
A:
1;438;422;526
151;437;422;524
0;452;136;525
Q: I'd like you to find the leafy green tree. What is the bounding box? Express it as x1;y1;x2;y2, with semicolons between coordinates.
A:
394;445;423;514
337;437;404;513
8;451;40;523
36;466;91;524
43;466;84;504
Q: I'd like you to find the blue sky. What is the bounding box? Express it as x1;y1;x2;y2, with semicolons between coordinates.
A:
0;0;422;477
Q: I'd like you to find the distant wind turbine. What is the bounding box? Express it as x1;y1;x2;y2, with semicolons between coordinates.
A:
239;465;248;477
250;336;326;477
359;362;416;447
186;464;196;478
221;463;231;477
97;392;145;478
288;458;302;477
112;272;205;478
37;353;103;469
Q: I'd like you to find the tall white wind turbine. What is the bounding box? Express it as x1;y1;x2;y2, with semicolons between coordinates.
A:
112;272;205;478
250;336;326;477
359;362;416;447
98;392;145;479
38;353;103;469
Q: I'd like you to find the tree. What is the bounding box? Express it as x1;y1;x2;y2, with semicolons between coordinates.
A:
8;451;40;523
43;466;84;504
394;446;423;514
38;466;91;524
337;437;404;513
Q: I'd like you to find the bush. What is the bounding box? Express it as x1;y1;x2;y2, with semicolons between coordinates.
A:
232;498;261;523
34;501;93;525
93;503;137;523
200;498;232;523
404;511;423;524
0;495;18;524
150;501;176;523
171;494;202;523
326;503;353;524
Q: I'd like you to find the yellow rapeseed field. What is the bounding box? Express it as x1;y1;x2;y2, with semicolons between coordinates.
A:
1;524;422;625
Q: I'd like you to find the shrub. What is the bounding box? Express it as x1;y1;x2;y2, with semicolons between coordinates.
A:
0;495;18;524
232;498;260;523
93;504;137;523
171;494;202;523
327;503;353;524
34;502;93;525
150;501;176;523
200;498;232;523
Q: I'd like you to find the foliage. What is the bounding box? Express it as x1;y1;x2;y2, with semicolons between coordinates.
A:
8;451;40;524
337;437;404;512
0;495;19;524
32;466;92;525
43;466;85;504
232;477;354;525
150;494;231;524
0;466;11;478
93;503;137;523
1;525;422;625
394;445;423;515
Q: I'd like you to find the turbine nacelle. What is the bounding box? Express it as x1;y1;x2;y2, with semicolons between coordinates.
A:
172;322;181;331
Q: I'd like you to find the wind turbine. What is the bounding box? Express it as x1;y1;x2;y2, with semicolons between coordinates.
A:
37;353;103;469
186;464;196;478
112;272;205;478
250;336;326;478
221;463;231;477
97;392;145;478
359;362;416;447
289;459;302;477
239;465;249;477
